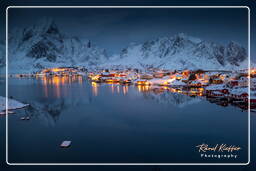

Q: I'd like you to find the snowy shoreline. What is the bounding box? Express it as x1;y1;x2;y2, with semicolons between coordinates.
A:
0;96;29;115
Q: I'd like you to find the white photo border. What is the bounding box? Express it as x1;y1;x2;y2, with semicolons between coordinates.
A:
5;6;251;165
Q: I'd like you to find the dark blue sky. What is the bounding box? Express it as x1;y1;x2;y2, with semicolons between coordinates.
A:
7;7;249;55
0;0;255;58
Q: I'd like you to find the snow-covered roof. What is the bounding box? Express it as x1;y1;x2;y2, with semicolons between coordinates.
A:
251;78;256;82
101;72;110;75
136;79;148;82
205;84;226;90
171;80;186;86
175;74;183;77
149;78;165;84
212;91;223;95
230;87;248;95
190;80;201;84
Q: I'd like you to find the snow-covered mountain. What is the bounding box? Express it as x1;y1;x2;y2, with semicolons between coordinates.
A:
105;33;248;70
4;18;108;74
0;18;249;74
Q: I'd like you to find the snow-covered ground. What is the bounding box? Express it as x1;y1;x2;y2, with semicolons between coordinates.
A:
0;96;29;115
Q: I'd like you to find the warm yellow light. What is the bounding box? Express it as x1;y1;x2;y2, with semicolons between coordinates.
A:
52;68;66;72
251;69;256;74
91;75;101;81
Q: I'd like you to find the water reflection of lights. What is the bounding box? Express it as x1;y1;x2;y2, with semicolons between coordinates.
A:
39;76;83;98
122;86;128;95
109;84;123;94
111;84;114;94
36;76;251;111
41;75;83;86
90;82;130;96
134;85;206;96
136;85;150;92
92;82;98;96
117;85;120;94
78;76;83;84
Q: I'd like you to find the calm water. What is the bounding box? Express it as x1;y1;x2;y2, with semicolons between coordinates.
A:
0;77;249;163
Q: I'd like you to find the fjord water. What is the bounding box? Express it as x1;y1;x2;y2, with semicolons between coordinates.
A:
1;77;248;163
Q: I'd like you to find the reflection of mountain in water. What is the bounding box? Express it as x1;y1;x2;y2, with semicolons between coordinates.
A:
22;80;202;126
25;99;65;126
25;95;92;126
17;77;96;126
142;91;201;108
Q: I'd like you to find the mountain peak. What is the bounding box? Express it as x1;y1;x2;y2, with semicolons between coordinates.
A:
45;20;59;35
6;18;109;73
3;18;249;74
227;41;243;48
108;33;247;70
175;32;187;38
34;18;58;32
17;18;61;43
171;33;202;44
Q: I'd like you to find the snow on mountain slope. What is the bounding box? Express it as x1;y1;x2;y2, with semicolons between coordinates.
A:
0;18;249;74
104;33;248;70
4;18;108;74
